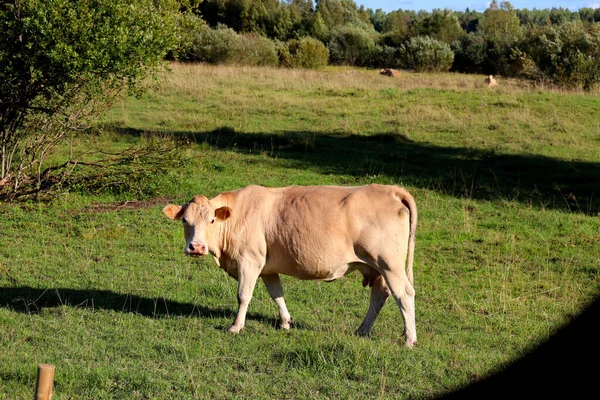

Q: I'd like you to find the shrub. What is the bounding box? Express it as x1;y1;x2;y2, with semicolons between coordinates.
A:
234;33;278;66
166;13;205;61
516;22;600;90
0;0;183;198
483;34;519;77
366;45;399;68
327;25;376;66
288;37;329;69
182;23;240;63
398;36;455;72
379;31;408;48
275;41;294;68
451;33;487;73
181;25;278;67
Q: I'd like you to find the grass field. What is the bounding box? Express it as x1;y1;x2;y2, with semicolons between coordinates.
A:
1;63;599;399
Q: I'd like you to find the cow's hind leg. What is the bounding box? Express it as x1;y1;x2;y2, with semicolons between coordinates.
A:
262;274;292;330
356;274;390;337
380;268;417;348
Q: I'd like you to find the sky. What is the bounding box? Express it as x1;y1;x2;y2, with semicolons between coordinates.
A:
356;0;600;13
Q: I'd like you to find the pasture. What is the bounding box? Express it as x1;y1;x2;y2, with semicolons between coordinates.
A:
1;63;599;399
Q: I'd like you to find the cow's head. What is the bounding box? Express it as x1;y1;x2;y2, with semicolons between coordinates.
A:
163;195;232;256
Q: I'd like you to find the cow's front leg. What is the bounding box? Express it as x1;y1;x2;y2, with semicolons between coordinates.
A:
262;274;292;330
228;261;260;333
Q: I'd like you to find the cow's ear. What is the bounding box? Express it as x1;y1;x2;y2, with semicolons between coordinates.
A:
215;206;232;221
163;204;184;220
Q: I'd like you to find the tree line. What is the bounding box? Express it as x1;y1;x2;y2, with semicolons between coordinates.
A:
176;0;600;89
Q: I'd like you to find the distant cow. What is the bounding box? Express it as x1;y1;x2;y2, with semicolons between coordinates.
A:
380;68;401;77
163;184;418;347
485;75;498;87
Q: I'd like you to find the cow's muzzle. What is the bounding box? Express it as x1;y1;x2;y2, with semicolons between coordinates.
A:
186;241;208;256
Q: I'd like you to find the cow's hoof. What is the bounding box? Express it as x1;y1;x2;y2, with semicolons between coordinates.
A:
355;326;371;337
279;321;291;330
227;324;243;334
405;338;417;349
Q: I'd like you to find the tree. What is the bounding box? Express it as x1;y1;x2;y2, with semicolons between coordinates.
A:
480;1;522;39
418;9;464;43
478;1;522;76
308;11;329;41
339;0;373;30
549;7;579;25
451;32;487;73
578;8;595;24
287;0;315;38
368;8;387;32
516;21;600;90
456;8;482;33
0;0;184;197
316;0;344;29
380;9;417;46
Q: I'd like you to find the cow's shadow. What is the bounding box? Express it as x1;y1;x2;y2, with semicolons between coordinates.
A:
0;286;301;330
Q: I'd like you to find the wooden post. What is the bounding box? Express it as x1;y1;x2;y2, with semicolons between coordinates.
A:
34;364;55;400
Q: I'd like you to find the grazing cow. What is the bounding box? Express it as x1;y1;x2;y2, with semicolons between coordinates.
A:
163;184;418;347
380;68;401;77
485;75;498;87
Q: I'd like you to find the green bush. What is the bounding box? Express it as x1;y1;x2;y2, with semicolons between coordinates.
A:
166;13;205;61
0;0;183;198
484;35;519;76
275;41;294;68
398;36;455;72
182;23;239;63
451;33;487;73
327;25;376;66
181;25;278;66
367;44;399;68
516;22;600;90
234;33;279;66
288;37;329;69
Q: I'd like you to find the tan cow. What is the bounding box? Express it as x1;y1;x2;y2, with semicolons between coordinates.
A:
485;75;498;87
163;184;418;347
380;68;401;77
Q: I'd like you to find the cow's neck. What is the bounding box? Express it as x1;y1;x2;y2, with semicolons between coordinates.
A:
210;193;233;260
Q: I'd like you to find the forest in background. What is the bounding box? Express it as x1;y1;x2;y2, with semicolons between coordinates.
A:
2;0;598;200
175;0;600;89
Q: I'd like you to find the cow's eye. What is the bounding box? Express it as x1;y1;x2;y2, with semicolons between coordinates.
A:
182;217;188;225
210;218;215;225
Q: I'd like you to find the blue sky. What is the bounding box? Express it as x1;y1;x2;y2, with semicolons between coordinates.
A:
357;0;600;13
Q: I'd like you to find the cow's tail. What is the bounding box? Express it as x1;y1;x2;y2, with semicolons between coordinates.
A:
398;188;417;287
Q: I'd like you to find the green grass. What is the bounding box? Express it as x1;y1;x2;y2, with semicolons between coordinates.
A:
1;64;599;399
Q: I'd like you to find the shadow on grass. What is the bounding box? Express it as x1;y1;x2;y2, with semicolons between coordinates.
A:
107;124;600;215
0;286;307;330
2;285;598;397
438;294;600;399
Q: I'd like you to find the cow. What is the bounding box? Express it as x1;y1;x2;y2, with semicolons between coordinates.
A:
485;75;498;87
380;68;401;77
163;184;418;347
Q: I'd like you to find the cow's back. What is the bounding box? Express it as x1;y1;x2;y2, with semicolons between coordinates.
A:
218;184;409;279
